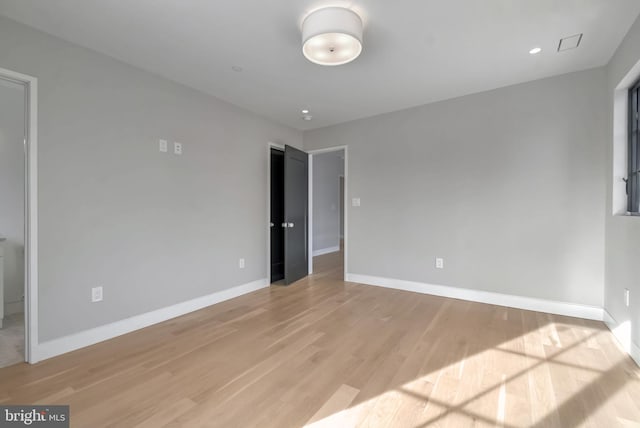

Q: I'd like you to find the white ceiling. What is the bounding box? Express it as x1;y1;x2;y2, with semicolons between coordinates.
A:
0;0;638;130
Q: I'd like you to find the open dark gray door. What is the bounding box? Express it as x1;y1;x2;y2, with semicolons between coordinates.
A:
284;145;308;285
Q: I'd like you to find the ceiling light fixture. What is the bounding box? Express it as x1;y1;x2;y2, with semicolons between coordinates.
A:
529;47;542;55
301;109;310;114
302;7;363;66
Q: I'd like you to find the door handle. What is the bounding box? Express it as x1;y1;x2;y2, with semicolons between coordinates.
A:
270;222;274;227
282;223;288;228
288;222;294;228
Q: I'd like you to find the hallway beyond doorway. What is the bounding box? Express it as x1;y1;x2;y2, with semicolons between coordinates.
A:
312;240;344;281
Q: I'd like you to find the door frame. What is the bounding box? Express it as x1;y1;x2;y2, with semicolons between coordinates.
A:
0;67;38;364
266;142;285;283
308;146;348;278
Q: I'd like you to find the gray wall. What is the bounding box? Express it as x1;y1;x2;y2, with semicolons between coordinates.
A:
312;150;344;253
604;14;640;350
305;68;607;306
0;79;25;314
0;16;302;342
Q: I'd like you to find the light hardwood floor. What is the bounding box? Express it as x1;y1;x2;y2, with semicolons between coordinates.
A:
1;250;639;427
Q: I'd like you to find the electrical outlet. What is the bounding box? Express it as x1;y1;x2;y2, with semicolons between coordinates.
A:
159;139;168;153
91;286;103;303
174;142;183;155
625;288;630;307
435;257;444;269
239;258;245;269
352;198;361;207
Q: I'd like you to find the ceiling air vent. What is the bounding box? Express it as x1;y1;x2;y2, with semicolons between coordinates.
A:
557;34;583;52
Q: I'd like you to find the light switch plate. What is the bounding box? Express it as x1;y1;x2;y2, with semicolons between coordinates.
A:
435;258;444;269
352;198;361;207
159;139;168;153
239;258;245;269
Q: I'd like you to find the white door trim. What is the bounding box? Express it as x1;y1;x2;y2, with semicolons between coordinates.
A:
308;154;313;274
0;67;38;364
308;146;348;279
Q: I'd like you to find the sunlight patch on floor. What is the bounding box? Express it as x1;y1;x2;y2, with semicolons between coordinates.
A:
305;323;636;428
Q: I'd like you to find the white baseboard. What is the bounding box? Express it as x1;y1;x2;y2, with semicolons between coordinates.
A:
603;309;640;367
313;246;340;257
34;278;269;363
345;273;604;321
603;309;616;325
632;342;640;367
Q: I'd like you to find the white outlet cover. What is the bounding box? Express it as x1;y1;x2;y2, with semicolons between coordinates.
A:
239;258;245;269
159;139;168;153
91;286;103;302
352;198;361;207
174;142;183;155
435;258;444;269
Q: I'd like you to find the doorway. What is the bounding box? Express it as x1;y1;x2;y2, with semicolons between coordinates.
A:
309;147;347;280
0;77;25;367
268;144;309;285
0;67;37;365
269;148;285;283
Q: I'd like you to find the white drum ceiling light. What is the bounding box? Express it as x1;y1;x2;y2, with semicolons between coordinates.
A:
302;7;363;66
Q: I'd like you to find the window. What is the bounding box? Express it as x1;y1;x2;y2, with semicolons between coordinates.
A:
627;80;640;213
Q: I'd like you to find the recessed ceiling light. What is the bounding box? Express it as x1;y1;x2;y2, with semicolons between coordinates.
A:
302;109;310;114
232;65;243;72
529;47;542;55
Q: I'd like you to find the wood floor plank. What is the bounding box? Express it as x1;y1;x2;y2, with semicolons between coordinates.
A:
305;383;360;426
